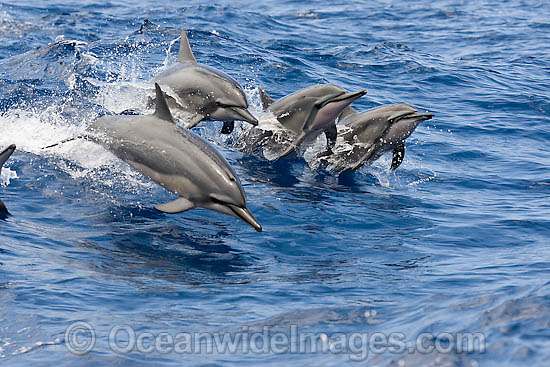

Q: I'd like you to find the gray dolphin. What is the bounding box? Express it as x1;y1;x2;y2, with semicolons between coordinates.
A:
256;84;366;158
0;144;16;215
318;104;433;172
87;83;262;231
153;31;258;134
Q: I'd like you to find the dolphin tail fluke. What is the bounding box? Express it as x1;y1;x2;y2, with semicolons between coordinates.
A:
177;30;197;64
0;144;16;168
155;197;195;214
153;83;175;123
257;86;275;110
391;143;406;170
228;204;262;232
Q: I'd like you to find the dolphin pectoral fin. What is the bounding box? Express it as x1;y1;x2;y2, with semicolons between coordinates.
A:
177;30;197;64
351;143;379;171
185;114;206;129
153;83;175;123
390;143;406;170
277;131;308;159
155;198;195;214
257;86;275;110
221;121;235;134
276;143;297;159
315;122;337;157
324;122;337;151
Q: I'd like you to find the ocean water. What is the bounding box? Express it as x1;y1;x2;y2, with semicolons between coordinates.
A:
1;0;549;366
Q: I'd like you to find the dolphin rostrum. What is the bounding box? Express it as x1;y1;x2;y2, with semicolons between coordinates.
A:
0;144;16;215
317;104;434;172
153;30;258;134
87;83;262;231
256;84;366;159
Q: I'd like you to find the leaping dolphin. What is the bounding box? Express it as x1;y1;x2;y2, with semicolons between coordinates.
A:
0;144;16;215
153;30;258;134
317;104;433;172
87;83;262;231
255;84;366;159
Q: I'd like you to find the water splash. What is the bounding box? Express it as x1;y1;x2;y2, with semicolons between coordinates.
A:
0;166;17;187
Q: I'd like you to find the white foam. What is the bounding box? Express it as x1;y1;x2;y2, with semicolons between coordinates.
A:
0;69;159;197
0;167;17;187
91;80;151;115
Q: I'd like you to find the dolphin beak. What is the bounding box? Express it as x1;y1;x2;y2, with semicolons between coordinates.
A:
230;107;259;126
400;112;434;125
415;112;435;121
315;90;366;109
331;90;367;105
228;204;262;232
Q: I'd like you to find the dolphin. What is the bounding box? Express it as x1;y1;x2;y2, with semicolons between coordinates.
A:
318;104;433;172
86;83;262;231
153;30;258;134
0;144;16;215
255;84;366;159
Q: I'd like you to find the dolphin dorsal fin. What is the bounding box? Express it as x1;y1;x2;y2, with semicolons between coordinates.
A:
177;30;197;64
0;199;8;215
258;86;275;110
154;83;175;122
339;106;357;122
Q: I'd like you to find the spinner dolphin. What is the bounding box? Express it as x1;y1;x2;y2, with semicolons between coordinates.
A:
153;31;258;134
87;84;262;231
317;104;434;172
238;84;366;160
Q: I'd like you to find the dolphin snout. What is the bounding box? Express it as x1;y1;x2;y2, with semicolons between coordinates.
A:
334;90;367;104
231;107;259;126
418;112;435;120
400;112;435;125
228;204;262;232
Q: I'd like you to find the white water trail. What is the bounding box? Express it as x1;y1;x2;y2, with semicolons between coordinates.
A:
0;38;164;196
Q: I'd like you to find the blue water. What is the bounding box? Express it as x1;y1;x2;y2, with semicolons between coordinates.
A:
1;0;549;366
